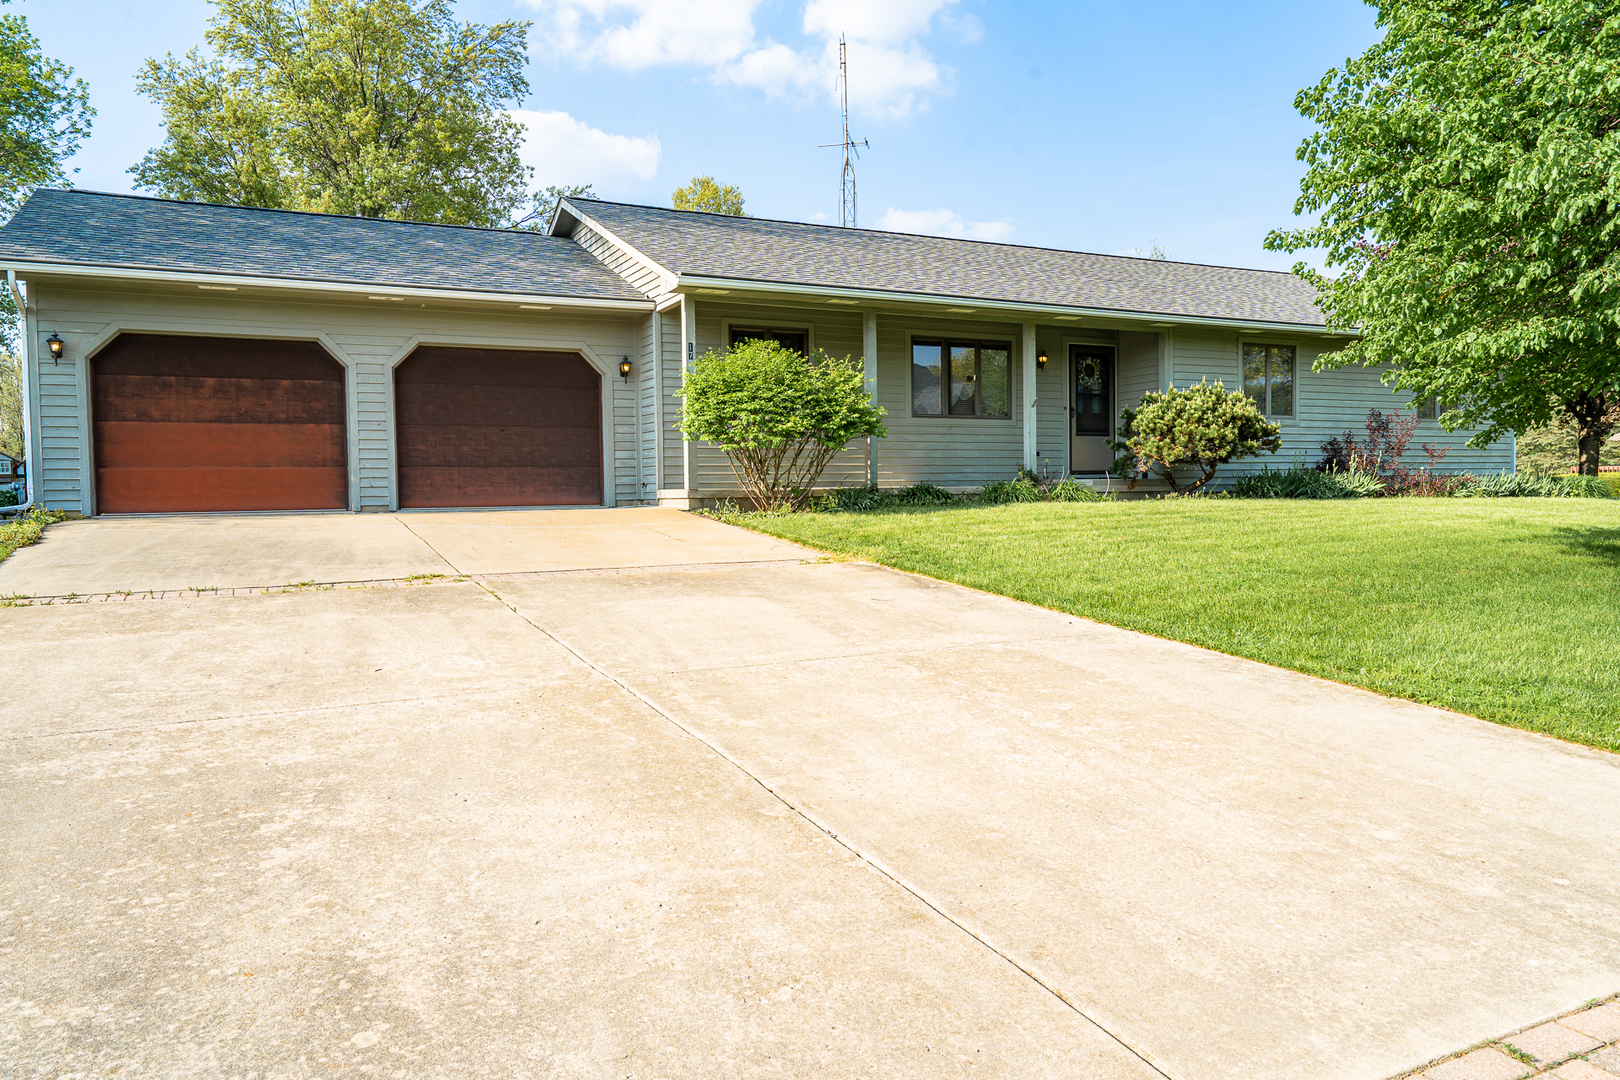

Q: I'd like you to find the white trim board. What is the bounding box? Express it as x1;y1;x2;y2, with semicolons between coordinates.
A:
4;261;654;312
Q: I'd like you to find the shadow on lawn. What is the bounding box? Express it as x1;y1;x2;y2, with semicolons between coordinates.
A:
1551;525;1620;564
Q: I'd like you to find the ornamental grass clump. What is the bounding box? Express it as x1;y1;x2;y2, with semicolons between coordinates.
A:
1127;381;1282;493
677;339;886;511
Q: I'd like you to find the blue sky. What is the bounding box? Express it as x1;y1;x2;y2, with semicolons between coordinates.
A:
21;0;1380;269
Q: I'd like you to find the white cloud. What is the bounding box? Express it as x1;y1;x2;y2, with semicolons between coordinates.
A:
512;110;661;188
531;0;964;118
876;207;1013;242
802;0;954;44
531;0;761;68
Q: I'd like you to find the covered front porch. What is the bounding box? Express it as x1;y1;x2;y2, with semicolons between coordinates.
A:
644;290;1183;507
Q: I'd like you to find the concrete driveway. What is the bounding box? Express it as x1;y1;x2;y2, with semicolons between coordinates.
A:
3;510;1617;1080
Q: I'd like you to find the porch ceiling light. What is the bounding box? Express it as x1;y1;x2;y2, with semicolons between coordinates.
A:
520;304;552;310
1036;350;1049;371
1054;315;1080;321
46;333;63;363
619;356;633;381
946;307;976;313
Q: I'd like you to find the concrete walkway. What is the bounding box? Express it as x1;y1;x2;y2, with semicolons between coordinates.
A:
3;510;1618;1080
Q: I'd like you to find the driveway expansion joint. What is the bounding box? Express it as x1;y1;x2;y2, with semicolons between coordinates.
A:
468;577;1178;1080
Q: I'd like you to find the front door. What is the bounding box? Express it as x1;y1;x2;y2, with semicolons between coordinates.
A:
1070;344;1115;474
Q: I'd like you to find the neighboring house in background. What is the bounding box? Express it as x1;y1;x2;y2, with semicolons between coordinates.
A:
0;451;21;491
0;189;1511;516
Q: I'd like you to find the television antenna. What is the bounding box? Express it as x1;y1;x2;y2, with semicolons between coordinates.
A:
819;35;868;228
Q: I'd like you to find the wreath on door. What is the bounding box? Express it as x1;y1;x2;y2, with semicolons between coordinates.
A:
1077;358;1104;393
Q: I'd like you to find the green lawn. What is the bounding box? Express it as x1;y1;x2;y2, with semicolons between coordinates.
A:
734;498;1620;753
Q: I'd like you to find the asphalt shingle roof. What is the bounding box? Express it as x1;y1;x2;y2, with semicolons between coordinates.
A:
566;199;1325;327
0;188;649;303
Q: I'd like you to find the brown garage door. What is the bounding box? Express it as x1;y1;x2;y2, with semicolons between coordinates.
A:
92;333;348;514
395;346;603;508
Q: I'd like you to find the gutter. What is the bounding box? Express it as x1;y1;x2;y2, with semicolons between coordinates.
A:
672;273;1346;337
0;260;655;312
4;270;33;516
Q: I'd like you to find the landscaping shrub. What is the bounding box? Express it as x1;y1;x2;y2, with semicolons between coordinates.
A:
1233;462;1384;499
0;488;16;508
677;339;887;511
1317;408;1453;494
976;478;1044;505
1126;381;1282;493
1046;478;1108;502
1452;472;1612;498
892;482;957;506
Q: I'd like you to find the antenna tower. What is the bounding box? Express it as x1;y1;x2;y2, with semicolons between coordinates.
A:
820;36;868;227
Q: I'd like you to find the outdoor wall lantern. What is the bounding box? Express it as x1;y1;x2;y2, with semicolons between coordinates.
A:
1036;349;1049;372
619;356;633;382
46;333;64;363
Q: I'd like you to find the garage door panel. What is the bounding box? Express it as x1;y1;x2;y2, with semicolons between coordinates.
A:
398;347;601;388
393;385;601;428
399;467;605;508
92;333;348;514
94;376;347;425
96;422;347;469
396;424;603;469
395;346;603;509
97;467;349;514
96;340;346;384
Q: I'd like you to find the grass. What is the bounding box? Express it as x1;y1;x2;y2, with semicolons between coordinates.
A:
733;498;1620;753
0;509;73;564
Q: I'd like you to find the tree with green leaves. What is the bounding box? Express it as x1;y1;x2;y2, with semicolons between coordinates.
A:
1125;382;1282;493
1267;0;1620;475
677;339;885;510
672;175;746;217
132;0;531;226
0;5;94;472
515;183;595;232
0;8;93;218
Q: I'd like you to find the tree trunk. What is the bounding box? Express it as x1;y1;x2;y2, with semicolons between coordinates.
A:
1563;392;1616;477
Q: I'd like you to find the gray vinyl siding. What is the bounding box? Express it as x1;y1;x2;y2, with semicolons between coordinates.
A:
660;308;683;489
1117;330;1162;410
26;278;643;513
572;221;668;300
1166;328;1513;478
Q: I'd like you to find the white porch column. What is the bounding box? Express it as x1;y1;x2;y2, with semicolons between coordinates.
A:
1022;321;1039;473
680;296;696;493
863;310;879;486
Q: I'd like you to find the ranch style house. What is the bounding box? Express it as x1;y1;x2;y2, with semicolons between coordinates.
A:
0;189;1511;515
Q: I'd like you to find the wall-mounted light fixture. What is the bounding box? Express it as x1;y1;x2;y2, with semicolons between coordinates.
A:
619;357;633;382
46;333;64;363
1036;349;1049;372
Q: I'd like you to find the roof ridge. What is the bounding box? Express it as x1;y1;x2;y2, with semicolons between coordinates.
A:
41;187;563;240
567;197;1302;278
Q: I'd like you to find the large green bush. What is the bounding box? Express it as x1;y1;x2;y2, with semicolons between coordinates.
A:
677;339;886;510
1128;381;1282;493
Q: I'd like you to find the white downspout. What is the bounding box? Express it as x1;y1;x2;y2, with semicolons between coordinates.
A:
4;270;35;516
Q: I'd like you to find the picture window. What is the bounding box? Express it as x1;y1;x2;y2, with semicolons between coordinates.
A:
912;339;1011;418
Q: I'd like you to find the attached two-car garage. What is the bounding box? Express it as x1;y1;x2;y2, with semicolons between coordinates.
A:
90;334;605;514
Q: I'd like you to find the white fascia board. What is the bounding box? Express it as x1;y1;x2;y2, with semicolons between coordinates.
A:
557;201;680;296
672;274;1349;337
0;260;655;311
